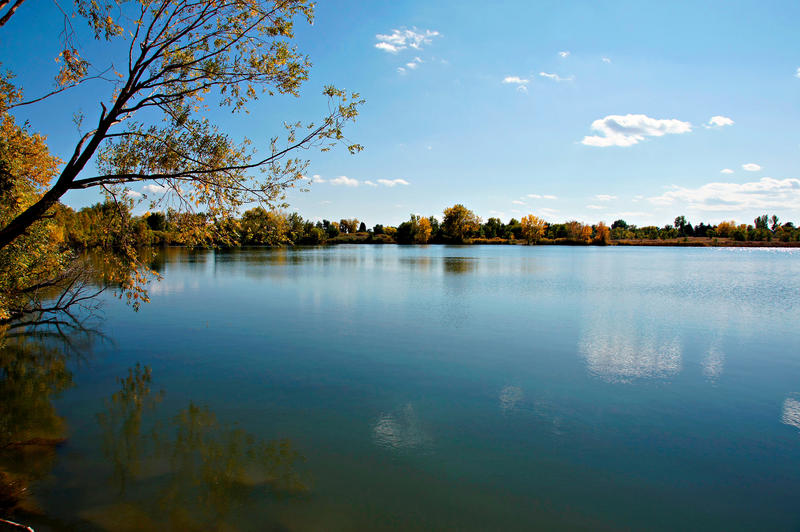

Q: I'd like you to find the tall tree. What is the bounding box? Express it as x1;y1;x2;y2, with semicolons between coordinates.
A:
0;0;363;251
442;204;480;243
520;214;546;244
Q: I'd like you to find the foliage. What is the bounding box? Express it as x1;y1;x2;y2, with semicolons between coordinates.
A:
442;204;480;243
520;214;546;244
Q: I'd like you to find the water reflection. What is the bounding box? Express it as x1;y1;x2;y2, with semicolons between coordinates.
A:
579;310;682;383
499;385;523;414
781;395;800;431
90;364;309;530
0;328;93;518
442;257;477;275
373;404;431;452
702;345;725;382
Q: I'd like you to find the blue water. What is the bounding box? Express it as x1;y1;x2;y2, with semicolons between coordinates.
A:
8;245;800;530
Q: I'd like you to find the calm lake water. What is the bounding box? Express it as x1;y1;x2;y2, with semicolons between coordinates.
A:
4;245;800;530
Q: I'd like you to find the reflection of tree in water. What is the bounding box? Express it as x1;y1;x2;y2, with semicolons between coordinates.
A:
0;333;73;517
92;364;309;531
442;257;476;275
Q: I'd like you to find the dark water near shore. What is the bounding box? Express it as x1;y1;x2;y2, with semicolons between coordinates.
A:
4;245;800;530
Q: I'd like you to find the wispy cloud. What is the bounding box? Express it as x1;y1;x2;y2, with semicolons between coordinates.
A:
364;180;378;187
602;57;611;63
586;204;603;210
559;51;570;58
742;163;762;172
375;28;440;54
124;190;142;199
581;114;692;147
539;72;573;82
143;184;168;194
720;168;734;174
405;56;423;69
512;199;526;205
330;176;359;187
527;194;557;200
377;178;410;187
705;115;734;128
796;67;800;78
595;194;617;201
502;75;529;92
649;177;800;211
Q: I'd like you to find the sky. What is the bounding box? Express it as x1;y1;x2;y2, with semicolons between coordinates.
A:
2;0;800;227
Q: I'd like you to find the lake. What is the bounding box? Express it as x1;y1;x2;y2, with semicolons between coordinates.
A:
4;245;800;530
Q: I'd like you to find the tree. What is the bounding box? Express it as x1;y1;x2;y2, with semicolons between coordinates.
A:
715;220;736;237
240;207;289;245
520;214;546;244
0;82;101;323
442;204;480;243
482;217;503;238
339;219;359;234
415;217;432;244
0;0;363;252
594;222;610;244
358;221;367;233
611;219;628;230
770;215;780;232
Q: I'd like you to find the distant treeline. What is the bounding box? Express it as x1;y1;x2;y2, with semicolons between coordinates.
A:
53;201;800;249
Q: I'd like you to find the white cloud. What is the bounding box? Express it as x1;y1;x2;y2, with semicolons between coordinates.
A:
405;56;423;69
503;76;529;92
377;178;410;187
539;71;573;82
397;67;406;74
310;174;325;183
511;200;526;205
742;163;762;172
527;194;541;199
796;67;800;79
526;194;557;200
124;190;142;199
143;184;168;194
648;177;800;211
543;194;557;200
330;176;359;187
586;204;603;210
595;194;617;201
720;168;734;174
559;51;570;58
375;28;440;54
705;115;734;128
581;114;692;147
602;57;611;63
364;180;378;187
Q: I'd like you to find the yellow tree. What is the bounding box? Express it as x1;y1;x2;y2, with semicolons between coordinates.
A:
715;220;736;237
594;222;610;244
0;79;84;323
520;214;546;244
579;224;593;242
442;204;480;243
415;217;432;244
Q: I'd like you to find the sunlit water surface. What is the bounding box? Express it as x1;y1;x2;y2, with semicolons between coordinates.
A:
6;245;800;530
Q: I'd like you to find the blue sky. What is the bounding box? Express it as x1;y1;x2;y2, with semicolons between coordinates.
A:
3;0;799;227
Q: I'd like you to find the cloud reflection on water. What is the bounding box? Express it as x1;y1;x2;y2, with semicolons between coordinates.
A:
499;385;523;414
781;396;800;431
579;316;682;383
